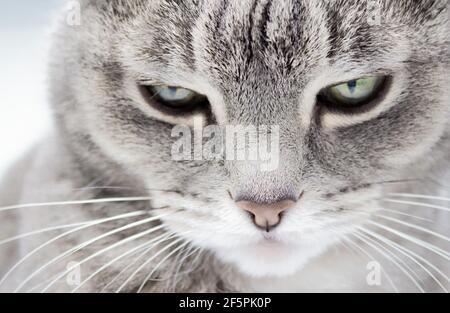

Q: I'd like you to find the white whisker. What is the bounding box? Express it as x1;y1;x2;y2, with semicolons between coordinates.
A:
171;245;199;279
0;197;152;213
352;232;425;293
378;209;434;223
116;234;189;293
341;236;398;293
137;240;191;293
169;246;203;292
338;239;361;256
358;226;449;292
26;233;169;293
14;213;171;292
99;233;175;293
150;244;198;284
149;244;192;284
0;221;92;246
143;244;193;284
383;199;450;212
368;221;450;261
73;186;136;192
374;214;450;242
25;275;56;293
389;193;450;202
40;225;169;293
0;210;146;289
72;232;174;293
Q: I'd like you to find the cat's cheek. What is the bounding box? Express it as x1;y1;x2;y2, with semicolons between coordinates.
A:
381;122;447;169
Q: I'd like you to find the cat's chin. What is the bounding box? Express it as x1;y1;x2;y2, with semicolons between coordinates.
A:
215;239;327;278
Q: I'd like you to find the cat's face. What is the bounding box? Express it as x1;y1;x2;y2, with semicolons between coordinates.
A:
56;0;449;277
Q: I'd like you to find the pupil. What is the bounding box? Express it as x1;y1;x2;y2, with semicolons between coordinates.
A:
168;86;178;95
347;80;357;94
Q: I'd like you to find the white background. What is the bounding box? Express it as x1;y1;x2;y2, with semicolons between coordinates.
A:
0;1;65;177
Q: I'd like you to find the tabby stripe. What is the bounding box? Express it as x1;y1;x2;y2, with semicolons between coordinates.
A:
259;0;273;51
215;0;230;35
324;4;343;59
246;0;260;63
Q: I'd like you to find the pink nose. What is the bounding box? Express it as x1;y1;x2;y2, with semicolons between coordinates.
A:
236;200;296;232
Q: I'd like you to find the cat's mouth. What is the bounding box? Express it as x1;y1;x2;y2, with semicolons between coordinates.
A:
216;235;321;277
254;237;291;254
261;232;282;243
242;228;303;251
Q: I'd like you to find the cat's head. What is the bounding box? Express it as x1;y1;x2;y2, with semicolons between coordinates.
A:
52;0;450;277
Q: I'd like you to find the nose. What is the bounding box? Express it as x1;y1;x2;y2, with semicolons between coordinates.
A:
236;199;296;232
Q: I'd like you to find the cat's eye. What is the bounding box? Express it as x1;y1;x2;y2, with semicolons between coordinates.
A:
318;76;389;112
140;85;210;115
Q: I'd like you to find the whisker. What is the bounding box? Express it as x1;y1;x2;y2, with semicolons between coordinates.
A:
149;244;193;284
25;275;58;293
148;244;199;284
116;234;190;293
358;226;449;292
341;236;399;293
171;245;198;279
368;221;450;261
0;221;93;246
0;198;166;247
137;240;191;293
26;233;170;293
383;199;450;212
0;210;146;288
338;239;362;257
72;232;175;293
354;231;425;292
169;246;205;292
40;225;171;293
360;179;419;187
15;213;172;293
389;193;450;202
141;244;191;284
337;240;359;255
168;246;205;292
73;186;185;194
72;186;138;192
99;243;162;293
373;214;450;242
0;197;152;214
15;216;167;292
378;209;434;223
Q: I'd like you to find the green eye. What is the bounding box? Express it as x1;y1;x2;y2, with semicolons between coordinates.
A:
320;76;388;110
140;85;209;115
153;86;196;103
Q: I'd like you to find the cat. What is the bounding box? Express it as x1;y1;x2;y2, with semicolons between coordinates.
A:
0;0;449;293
